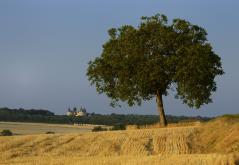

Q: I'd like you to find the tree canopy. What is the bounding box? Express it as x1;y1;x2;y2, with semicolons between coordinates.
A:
87;14;224;125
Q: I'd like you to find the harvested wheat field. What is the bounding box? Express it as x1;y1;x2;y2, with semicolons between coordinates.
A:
0;116;238;165
0;122;98;135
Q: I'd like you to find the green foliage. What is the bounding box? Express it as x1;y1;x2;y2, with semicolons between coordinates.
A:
0;107;54;116
92;126;107;132
87;13;224;109
1;129;13;136
110;123;126;131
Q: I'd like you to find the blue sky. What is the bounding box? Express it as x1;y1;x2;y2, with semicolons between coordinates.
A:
0;0;238;116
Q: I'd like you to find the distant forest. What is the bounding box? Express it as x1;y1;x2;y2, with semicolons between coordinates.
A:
0;107;212;126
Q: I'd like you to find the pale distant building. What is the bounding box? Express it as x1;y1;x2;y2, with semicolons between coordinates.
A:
66;107;86;117
66;111;73;116
75;111;85;117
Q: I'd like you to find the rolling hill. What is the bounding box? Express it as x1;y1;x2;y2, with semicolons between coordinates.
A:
0;116;238;165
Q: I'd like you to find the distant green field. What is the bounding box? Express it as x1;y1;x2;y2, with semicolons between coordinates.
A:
0;122;96;135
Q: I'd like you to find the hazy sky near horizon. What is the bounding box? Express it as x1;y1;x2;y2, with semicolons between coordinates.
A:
0;0;238;116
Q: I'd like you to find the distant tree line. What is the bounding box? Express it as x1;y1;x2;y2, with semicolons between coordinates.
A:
0;107;211;126
0;107;54;116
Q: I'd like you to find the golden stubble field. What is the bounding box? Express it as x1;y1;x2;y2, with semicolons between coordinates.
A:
0;116;238;165
0;122;109;135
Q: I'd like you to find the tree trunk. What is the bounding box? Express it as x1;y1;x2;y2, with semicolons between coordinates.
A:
156;92;167;127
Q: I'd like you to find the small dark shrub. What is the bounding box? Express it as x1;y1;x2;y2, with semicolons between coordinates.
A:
92;126;107;132
46;131;55;134
110;124;126;131
1;129;13;136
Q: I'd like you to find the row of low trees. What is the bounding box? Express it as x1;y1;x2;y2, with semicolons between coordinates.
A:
0;107;211;126
0;107;54;116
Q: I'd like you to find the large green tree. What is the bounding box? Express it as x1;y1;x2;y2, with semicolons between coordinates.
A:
87;14;224;126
